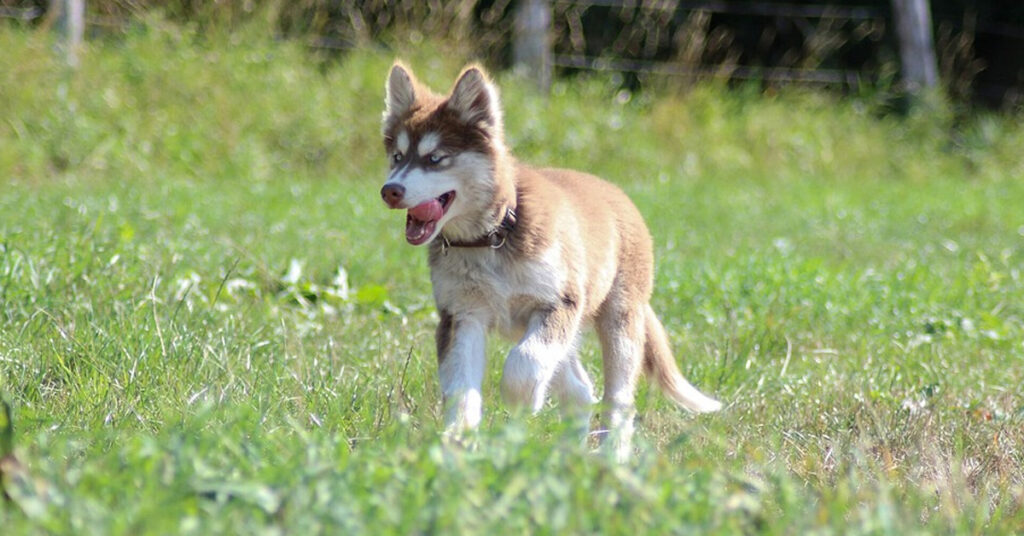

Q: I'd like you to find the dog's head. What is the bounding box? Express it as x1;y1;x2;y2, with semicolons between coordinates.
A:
380;62;508;246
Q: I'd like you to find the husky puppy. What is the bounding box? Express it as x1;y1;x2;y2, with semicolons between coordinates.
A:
379;62;720;458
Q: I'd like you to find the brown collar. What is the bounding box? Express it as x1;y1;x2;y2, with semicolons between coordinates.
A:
440;206;518;254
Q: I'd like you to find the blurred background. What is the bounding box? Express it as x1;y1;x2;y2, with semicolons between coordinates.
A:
3;0;1023;109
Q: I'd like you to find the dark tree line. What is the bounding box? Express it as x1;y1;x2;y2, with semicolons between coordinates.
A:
2;0;1022;107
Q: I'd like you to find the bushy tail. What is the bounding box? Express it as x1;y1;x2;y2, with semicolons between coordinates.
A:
642;304;722;413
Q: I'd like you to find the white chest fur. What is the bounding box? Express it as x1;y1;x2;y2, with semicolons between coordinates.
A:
431;245;566;338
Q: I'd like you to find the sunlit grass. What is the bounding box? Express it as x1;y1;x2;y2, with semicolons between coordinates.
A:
1;19;1023;534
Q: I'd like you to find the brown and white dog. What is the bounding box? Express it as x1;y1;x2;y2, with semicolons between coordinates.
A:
380;62;721;458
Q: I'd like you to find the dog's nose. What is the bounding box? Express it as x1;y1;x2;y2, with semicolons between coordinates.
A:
381;183;405;207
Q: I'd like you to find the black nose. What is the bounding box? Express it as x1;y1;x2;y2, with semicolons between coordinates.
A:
381;183;405;206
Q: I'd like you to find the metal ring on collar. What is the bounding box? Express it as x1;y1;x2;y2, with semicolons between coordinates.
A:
489;233;506;249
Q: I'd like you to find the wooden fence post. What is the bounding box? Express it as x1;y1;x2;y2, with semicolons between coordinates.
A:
513;0;552;92
50;0;84;67
891;0;938;92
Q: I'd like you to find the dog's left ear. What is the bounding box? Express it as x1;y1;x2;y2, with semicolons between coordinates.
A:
447;66;503;132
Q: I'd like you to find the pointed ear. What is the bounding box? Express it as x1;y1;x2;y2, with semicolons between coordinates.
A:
385;62;417;118
446;66;503;131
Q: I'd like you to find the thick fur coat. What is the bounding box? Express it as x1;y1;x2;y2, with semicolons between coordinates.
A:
380;63;720;458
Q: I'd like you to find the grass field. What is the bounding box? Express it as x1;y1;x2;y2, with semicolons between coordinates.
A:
2;19;1024;534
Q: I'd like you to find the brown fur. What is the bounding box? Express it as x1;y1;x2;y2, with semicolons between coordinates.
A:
436;309;455;365
380;62;721;457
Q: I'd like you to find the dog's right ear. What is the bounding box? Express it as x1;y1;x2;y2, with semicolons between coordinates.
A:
385;62;417;119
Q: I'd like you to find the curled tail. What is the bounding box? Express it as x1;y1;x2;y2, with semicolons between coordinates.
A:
642;304;722;413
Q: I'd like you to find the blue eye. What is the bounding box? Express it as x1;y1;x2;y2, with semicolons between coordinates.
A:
428;154;446;164
392;152;403;164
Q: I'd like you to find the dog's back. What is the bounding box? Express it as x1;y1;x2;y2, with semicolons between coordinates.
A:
513;164;653;314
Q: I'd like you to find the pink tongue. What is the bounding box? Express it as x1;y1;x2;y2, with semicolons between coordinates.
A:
408;199;443;222
405;199;443;245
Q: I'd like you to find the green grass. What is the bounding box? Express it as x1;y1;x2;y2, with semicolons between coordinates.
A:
2;18;1024;534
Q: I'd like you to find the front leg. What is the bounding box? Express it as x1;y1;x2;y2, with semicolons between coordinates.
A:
501;303;583;413
437;310;487;432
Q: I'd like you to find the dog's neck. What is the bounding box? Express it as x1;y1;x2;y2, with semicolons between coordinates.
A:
439;204;517;253
441;147;517;243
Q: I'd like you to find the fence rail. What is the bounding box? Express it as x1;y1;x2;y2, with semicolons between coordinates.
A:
554;53;864;85
0;6;42;19
534;0;939;93
552;0;886;20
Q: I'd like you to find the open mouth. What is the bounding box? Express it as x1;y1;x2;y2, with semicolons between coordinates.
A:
405;191;455;245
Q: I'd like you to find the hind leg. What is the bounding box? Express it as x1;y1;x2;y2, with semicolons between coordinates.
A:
596;301;646;461
550;349;597;437
501;305;582;413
